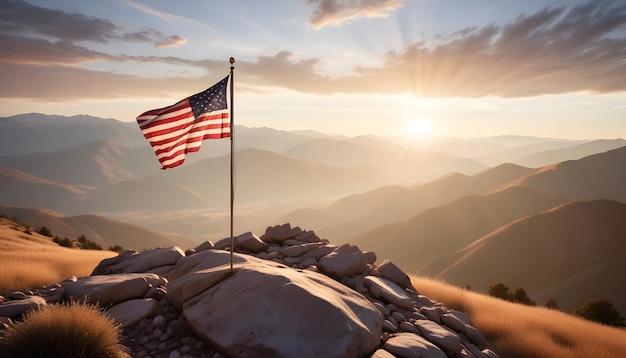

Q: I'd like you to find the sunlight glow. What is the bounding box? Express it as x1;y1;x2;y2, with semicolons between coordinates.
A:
407;117;433;138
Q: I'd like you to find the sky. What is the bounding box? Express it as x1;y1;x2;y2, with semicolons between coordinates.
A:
1;0;625;140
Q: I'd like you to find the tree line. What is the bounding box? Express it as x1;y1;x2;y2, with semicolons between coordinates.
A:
33;225;124;253
487;281;625;328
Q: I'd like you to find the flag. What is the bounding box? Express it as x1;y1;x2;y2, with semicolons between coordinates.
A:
136;75;230;169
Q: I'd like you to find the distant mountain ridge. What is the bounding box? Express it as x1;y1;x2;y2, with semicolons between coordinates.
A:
0;205;180;249
2;113;626;314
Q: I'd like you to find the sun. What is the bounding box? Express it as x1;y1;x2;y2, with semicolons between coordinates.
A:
407;117;433;138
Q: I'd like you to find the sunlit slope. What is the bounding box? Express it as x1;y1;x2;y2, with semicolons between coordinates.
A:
0;216;116;292
350;186;569;274
438;199;626;312
411;275;626;358
0;206;178;250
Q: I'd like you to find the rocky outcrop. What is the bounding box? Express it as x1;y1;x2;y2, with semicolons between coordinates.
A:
0;223;498;358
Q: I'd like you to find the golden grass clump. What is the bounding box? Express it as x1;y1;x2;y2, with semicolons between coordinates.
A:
410;275;626;358
0;301;130;358
0;247;116;293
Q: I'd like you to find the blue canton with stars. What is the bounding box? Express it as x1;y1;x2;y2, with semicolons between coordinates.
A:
189;76;229;119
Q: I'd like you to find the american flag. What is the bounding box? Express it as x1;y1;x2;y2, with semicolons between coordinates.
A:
136;75;230;169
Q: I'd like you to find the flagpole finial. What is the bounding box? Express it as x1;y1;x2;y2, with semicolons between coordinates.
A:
229;57;235;64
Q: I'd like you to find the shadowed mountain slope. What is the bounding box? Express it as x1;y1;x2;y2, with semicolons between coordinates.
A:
0;205;179;249
349;186;569;274
155;148;389;205
284;137;487;184
54;179;210;214
284;163;535;243
513;139;626;168
0;113;144;156
0;141;156;187
503;145;626;203
0;167;86;208
437;199;626;313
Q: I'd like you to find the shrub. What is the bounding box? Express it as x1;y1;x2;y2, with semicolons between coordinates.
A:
108;245;125;253
37;226;53;237
574;297;626;328
487;282;510;300
509;287;536;306
53;236;74;248
487;282;536;306
0;301;130;358
545;295;559;310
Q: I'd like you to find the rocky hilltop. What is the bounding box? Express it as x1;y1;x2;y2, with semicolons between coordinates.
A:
0;223;498;358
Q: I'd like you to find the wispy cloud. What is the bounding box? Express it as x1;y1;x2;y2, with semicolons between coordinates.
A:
0;0;187;49
0;0;624;101
307;0;405;29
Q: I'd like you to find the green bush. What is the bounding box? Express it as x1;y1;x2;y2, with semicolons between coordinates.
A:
37;226;53;237
53;236;74;248
0;301;130;358
574;297;626;327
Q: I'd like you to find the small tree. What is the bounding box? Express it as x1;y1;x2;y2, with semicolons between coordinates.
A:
487;282;510;300
53;236;73;248
37;226;53;237
108;245;125;253
544;295;559;310
510;287;536;306
574;298;625;327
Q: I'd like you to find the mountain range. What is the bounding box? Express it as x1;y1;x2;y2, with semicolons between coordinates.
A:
1;113;626;313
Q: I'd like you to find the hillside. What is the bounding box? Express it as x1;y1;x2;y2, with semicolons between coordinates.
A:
504;145;626;203
0;206;180;250
284;163;536;243
0;113;144;156
0;167;87;208
349;186;570;274
438;200;626;313
513;139;626;168
0;140;156;186
0;216;116;292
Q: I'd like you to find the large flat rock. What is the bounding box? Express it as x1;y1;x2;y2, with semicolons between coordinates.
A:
167;250;383;358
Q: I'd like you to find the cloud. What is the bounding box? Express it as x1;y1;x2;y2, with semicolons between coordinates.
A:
0;0;187;49
288;0;626;97
155;35;188;48
0;0;624;101
307;0;405;29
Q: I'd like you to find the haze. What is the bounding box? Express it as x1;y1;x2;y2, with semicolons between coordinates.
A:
0;0;625;139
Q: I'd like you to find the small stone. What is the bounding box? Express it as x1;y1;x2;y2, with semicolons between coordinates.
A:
152;315;167;328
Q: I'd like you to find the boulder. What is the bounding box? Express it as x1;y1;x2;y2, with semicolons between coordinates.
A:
91;247;185;275
280;242;324;257
384;332;447;358
260;223;303;244
318;244;369;280
62;273;167;307
363;276;413;310
167;250;383;358
415;319;462;354
0;296;46;318
236;232;267;253
106;298;158;328
375;260;412;289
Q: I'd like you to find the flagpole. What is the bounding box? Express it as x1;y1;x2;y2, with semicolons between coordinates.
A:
229;57;235;272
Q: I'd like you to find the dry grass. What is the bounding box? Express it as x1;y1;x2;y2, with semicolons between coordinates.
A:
0;301;130;358
411;275;626;358
0;218;116;292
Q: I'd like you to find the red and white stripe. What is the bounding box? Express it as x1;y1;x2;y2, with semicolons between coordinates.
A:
137;97;230;169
